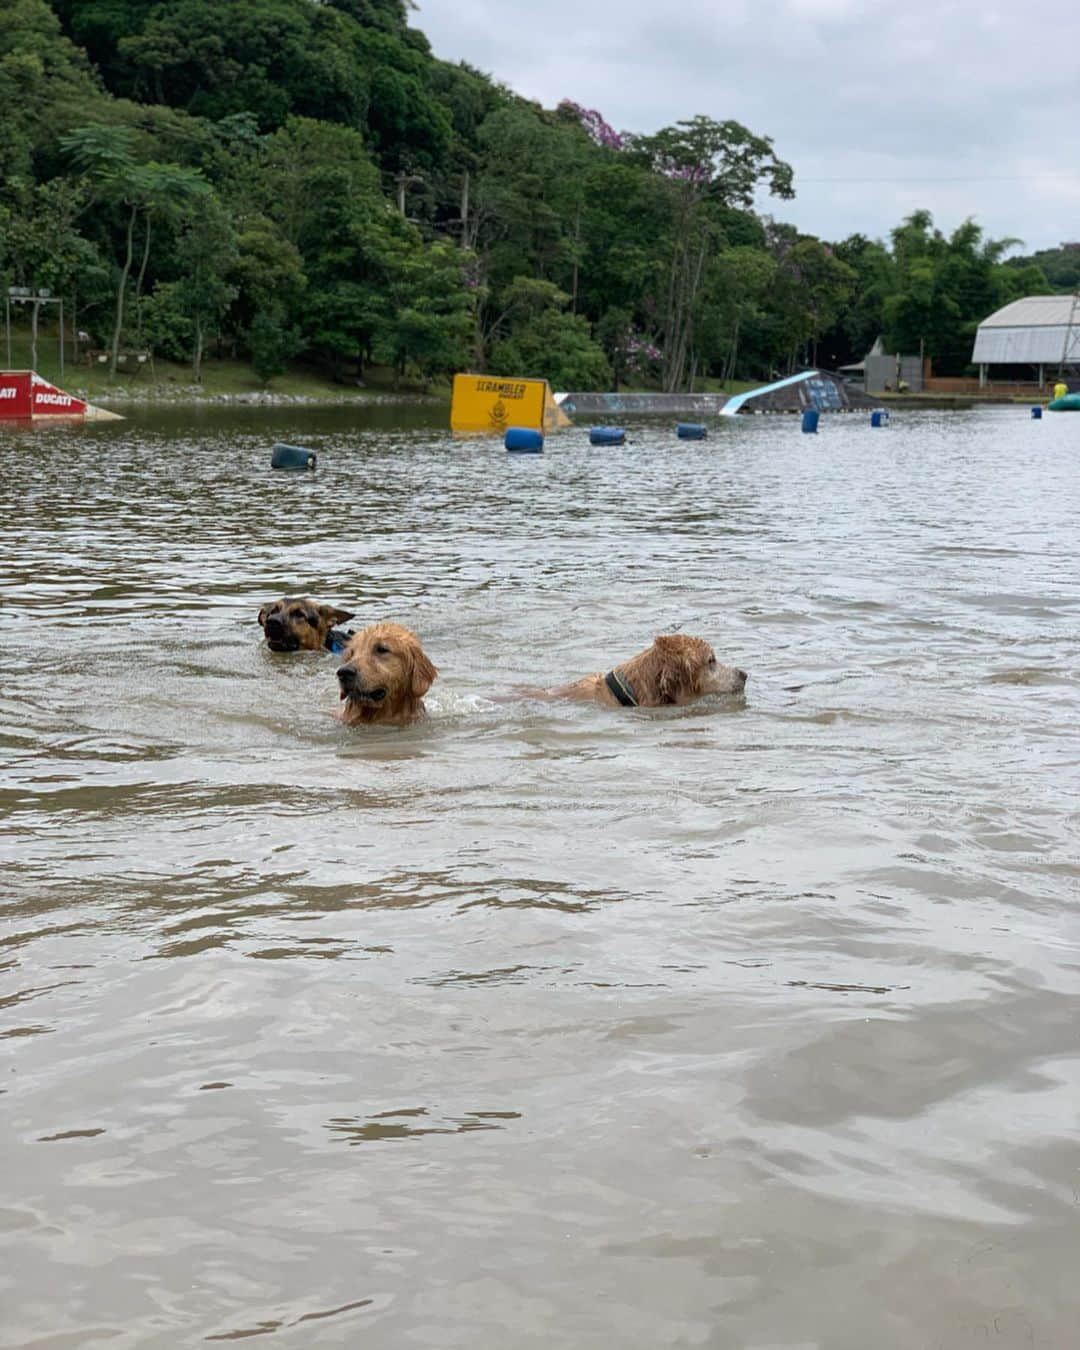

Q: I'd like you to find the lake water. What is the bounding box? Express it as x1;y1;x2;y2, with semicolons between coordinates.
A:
2;403;1078;1349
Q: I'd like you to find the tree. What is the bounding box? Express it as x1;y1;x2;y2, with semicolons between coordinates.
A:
61;124;209;371
3;176;105;368
820;233;894;366
171;192;238;379
693;245;776;383
247;310;301;385
250;118;401;378
882;212;1032;374
486;279;611;389
233;220;305;319
0;0;109;185
375;239;475;382
629;116;794;390
471;104;593;303
1005;244;1079;293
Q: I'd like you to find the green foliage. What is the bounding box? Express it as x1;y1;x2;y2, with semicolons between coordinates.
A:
766;235;856;362
490;309;612;391
137;280;191;362
233;217;306;331
374;239;475;380
1006;244;1080;292
171;192;238;378
0;0;108;182
826;233;893;364
4;177;99;293
488;281;611;389
631;115;794;209
881;213;1041;374
247;310;302;385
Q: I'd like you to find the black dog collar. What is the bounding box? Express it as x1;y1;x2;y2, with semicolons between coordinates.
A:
604;669;638;707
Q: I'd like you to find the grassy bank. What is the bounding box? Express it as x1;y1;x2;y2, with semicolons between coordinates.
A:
3;329;443;405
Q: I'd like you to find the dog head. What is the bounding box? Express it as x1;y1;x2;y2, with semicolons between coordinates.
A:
336;622;437;723
628;634;747;705
258;597;354;652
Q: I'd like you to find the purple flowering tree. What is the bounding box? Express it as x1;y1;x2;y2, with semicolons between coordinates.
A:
557;101;626;152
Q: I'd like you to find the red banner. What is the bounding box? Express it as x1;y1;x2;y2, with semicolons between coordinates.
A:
0;371;32;419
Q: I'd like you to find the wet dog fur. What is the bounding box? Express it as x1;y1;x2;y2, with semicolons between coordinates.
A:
258;597;354;653
542;634;747;708
335;622;437;726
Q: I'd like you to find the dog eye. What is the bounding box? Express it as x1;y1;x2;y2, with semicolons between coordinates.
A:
374;644;391;655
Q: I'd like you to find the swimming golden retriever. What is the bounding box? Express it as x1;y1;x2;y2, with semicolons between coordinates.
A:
543;634;746;708
335;622;438;726
258;597;355;653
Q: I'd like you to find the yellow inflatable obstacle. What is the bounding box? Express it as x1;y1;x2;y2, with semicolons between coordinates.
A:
450;373;570;435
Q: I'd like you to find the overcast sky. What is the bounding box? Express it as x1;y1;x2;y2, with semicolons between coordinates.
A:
418;0;1080;255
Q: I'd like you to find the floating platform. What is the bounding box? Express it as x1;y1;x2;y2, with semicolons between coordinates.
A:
557;370;877;419
0;370;121;421
721;370;877;415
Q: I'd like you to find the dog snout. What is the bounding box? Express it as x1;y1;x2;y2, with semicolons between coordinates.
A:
337;664;357;691
736;669;748;687
265;615;285;638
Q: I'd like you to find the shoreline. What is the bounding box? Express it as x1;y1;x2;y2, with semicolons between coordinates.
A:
81;385;446;409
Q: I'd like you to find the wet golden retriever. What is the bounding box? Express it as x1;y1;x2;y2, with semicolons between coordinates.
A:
543;634;746;708
258;597;354;653
335;622;438;726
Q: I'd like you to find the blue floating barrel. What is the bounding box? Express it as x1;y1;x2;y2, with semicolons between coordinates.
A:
676;422;707;440
504;426;544;453
801;409;819;435
870;408;889;428
589;425;626;446
271;442;316;470
1031;406;1043;420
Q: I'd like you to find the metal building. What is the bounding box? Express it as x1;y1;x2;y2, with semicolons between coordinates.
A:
971;294;1080;384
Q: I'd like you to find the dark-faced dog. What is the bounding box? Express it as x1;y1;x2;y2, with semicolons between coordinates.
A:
543;634;747;708
258;597;355;653
335;622;437;726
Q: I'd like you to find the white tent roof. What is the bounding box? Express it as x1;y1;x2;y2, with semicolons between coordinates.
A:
972;294;1080;364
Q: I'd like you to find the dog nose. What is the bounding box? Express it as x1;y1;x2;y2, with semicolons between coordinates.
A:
337;665;356;690
737;669;748;686
265;615;284;636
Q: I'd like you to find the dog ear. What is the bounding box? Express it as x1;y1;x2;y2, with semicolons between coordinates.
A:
653;635;694;703
257;605;270;629
408;644;438;698
319;605;354;627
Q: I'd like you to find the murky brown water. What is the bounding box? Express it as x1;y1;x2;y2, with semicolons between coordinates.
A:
2;403;1078;1349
